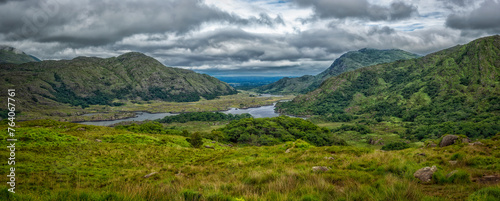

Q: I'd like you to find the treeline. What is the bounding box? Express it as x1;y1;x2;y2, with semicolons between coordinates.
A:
214;116;346;146
403;115;500;140
157;112;252;123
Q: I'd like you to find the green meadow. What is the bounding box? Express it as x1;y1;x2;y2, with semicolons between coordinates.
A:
1;119;498;201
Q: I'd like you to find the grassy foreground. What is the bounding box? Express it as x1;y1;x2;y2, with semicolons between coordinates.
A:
1;119;499;201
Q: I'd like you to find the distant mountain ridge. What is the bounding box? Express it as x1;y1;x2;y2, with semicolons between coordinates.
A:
257;48;420;94
0;51;236;109
0;45;41;64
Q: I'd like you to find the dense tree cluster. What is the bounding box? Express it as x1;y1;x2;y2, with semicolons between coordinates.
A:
157;112;252;123
215;116;346;146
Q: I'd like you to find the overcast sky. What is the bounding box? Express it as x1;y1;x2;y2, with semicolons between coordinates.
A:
1;0;499;76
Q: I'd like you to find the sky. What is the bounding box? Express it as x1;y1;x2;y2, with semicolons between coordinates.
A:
1;0;499;77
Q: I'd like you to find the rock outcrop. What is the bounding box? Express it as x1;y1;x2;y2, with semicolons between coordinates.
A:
414;166;437;182
440;135;458;147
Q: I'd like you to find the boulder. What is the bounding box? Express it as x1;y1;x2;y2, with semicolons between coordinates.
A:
312;166;330;172
204;145;215;149
414;166;437;182
448;161;457;165
440;135;458;147
285;148;291;153
427;142;437;147
95;139;102;142
324;157;335;160
76;127;86;131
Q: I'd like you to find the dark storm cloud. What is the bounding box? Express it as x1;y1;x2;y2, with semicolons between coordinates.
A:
291;0;418;21
0;0;283;47
445;0;500;33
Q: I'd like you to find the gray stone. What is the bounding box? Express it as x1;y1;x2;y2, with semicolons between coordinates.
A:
449;161;458;165
95;139;102;142
440;135;458;147
312;166;330;172
414;166;437;182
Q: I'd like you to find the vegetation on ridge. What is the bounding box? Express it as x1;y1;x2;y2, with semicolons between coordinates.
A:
277;35;500;140
257;48;419;94
0;52;236;110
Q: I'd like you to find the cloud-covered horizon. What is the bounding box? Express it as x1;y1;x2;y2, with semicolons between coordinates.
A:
1;0;499;76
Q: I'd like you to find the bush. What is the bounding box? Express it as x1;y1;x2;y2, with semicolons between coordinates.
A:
381;142;410;151
433;169;470;184
182;189;202;201
468;187;500;201
188;132;204;148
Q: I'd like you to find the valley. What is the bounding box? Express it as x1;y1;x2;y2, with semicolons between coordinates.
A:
0;35;499;200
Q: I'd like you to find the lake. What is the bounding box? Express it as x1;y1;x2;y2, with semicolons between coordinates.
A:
79;103;280;126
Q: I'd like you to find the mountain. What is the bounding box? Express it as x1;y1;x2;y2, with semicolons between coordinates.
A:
0;52;236;109
0;45;41;64
257;48;420;94
276;35;500;140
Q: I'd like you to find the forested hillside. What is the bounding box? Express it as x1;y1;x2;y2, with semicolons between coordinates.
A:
257;48;419;94
277;35;500;140
0;52;236;110
0;45;40;64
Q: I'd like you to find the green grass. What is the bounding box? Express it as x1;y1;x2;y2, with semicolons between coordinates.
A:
0;119;498;200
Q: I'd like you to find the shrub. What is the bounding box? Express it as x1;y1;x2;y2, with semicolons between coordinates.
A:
381;142;410;151
187;132;204;148
182;189;202;201
451;152;465;160
468;187;500;201
433;169;470;184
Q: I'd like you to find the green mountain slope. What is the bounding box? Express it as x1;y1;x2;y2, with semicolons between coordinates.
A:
276;35;500;139
0;45;41;64
0;52;236;109
257;48;419;94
